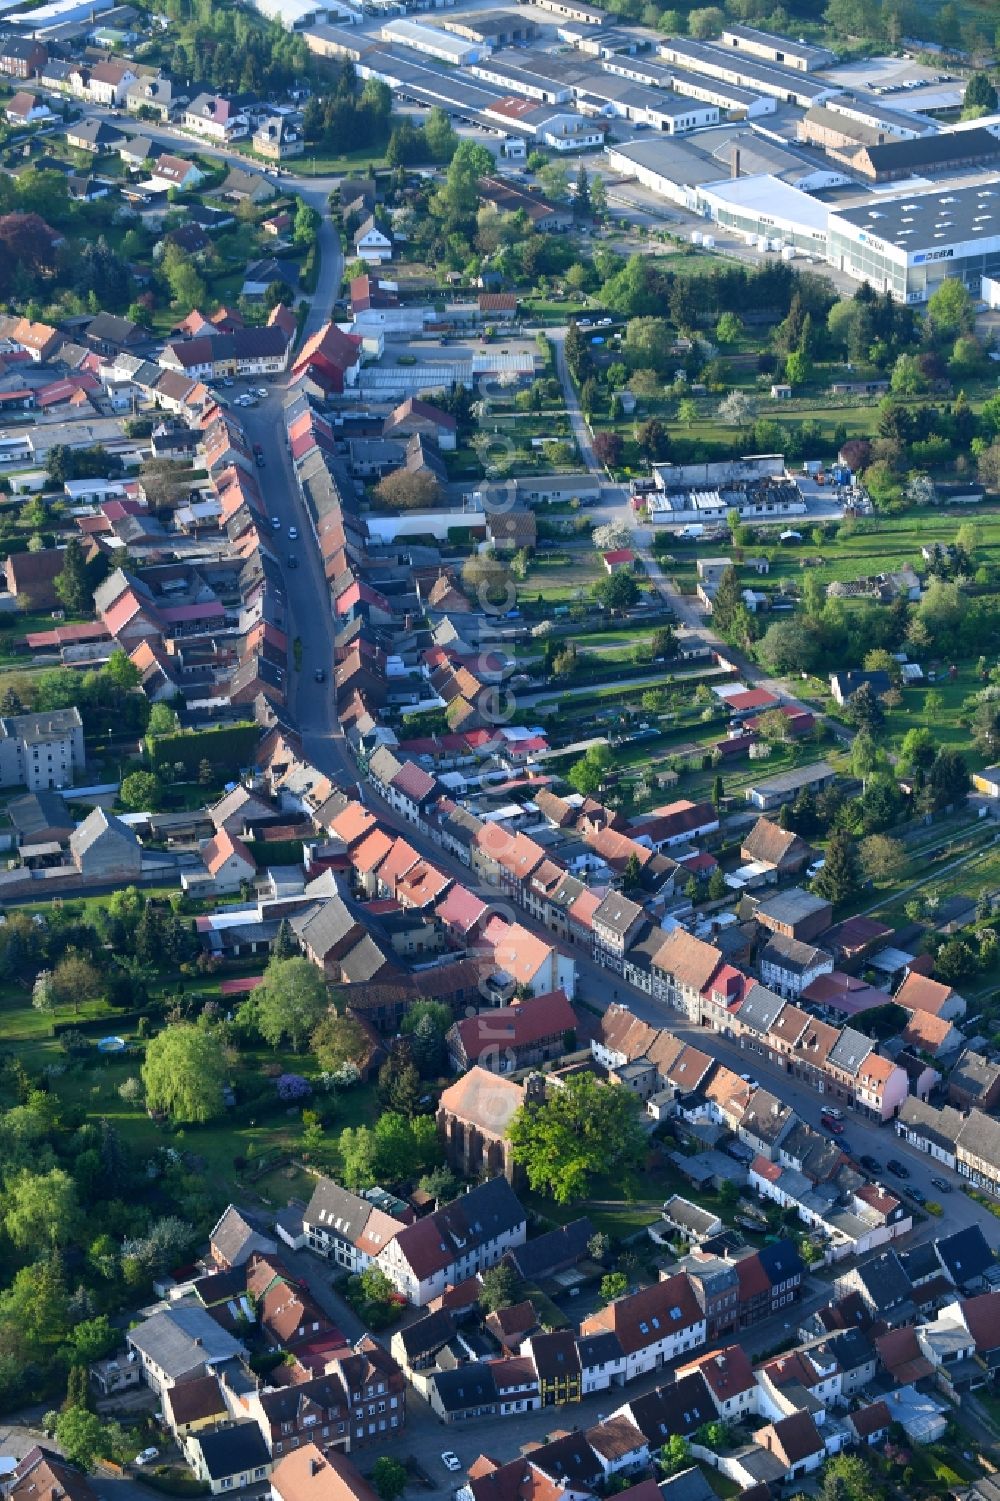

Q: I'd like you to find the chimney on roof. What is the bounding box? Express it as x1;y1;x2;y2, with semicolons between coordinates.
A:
310;1458;324;1476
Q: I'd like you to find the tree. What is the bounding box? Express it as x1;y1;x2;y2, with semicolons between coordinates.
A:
146;702;177;738
311;1012;370;1072
479;1264;523;1314
141;1023;227;1123
418;1165;459;1202
821;1455;880;1501
595;570;640;611
371;1459;408;1501
593;519;631;552
696;1420;731;1453
69;1315;116;1366
651;626;676;661
4;1168;79;1249
539;162;570;202
757;708;791;744
568;743;611;797
860;834;905;884
717;390;754;428
54;538;92;615
401;999;452;1076
54;1408;105;1472
161;242;206;311
591;174;607;217
971;695;1000;758
269;917;296;961
813;830;861;906
785;350;811;388
341;1112;440;1188
119;771;161;811
592;430;624;469
757;618;823;675
573;162;591;218
50;952;101;1010
659;1436;690;1478
461;554;513;610
623;317;675;374
293;199;320;247
964;71;998;116
687;5;723;36
845;682;885;737
715;311;743;345
928;748;970;810
425;106;458;161
32;969;55;1013
507;1073;646;1203
374;469;443;510
256;957;328;1052
935;937;979;985
926;278;973;338
711;566;742;636
899;726;936;774
438;139;494;218
600;1271;628;1304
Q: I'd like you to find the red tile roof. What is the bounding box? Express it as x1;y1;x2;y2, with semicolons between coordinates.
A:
451;991;576;1064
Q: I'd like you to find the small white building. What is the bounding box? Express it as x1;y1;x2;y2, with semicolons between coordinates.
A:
354;216;392;265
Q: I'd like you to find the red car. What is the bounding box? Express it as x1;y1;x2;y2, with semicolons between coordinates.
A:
821;1113;844;1135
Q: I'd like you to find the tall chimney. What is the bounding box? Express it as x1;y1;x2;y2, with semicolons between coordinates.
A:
732;148;741;179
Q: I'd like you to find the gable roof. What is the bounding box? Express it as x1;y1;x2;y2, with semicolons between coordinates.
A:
128;1305;244;1379
896;971;958;1016
450;990;576;1062
210;1204;277;1266
392;1177;526;1282
272;1445;379;1501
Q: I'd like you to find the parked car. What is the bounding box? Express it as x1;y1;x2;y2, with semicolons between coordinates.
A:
930;1177;953;1194
859;1154;880;1175
314;668;326;683
135;1450;159;1468
886;1158;910;1178
254;443;265;467
271;516;281;529
288;526;298;540
287;555;298;569
441;1454;461;1474
909;1186;926;1205
821;1114;845;1135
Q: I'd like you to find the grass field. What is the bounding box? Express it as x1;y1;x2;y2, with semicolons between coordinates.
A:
0;987;380;1206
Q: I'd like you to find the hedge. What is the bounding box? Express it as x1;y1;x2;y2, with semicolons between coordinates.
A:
146;722;259;775
248;838;304;866
51;1009;148;1038
136;1471;209;1497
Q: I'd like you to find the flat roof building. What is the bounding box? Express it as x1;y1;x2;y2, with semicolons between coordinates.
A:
828;182;1000;303
699;174;830;254
380;17;486;64
657;35;839;109
719;24;835;74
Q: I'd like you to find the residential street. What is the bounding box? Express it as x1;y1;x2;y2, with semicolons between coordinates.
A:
278;1246;839;1496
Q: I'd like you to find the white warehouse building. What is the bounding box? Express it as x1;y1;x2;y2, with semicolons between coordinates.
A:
827;183;1000;303
380;17;486;63
699;174;831;256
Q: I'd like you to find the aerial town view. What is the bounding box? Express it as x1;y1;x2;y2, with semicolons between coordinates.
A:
9;0;1000;1498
